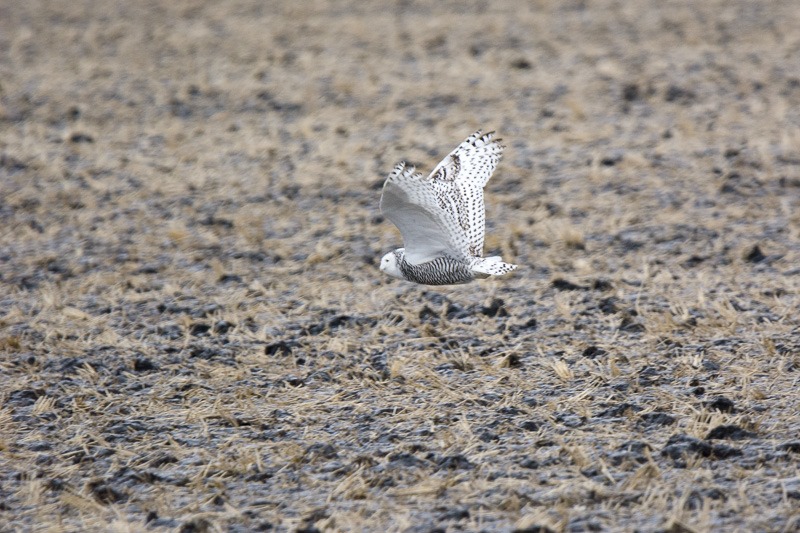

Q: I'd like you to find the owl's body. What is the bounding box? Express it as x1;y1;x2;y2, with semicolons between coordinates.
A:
379;130;517;285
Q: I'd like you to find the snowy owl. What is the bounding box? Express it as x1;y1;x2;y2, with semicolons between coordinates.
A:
379;130;518;285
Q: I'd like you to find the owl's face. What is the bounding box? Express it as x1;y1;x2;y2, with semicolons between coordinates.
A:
380;249;404;279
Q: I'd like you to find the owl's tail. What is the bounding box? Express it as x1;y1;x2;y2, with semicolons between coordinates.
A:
470;256;518;278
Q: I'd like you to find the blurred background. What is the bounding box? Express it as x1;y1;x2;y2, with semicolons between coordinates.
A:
1;1;799;531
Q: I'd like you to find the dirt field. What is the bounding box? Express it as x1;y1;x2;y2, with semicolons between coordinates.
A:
2;1;800;531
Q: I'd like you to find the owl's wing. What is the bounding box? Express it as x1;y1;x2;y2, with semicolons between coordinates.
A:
380;162;463;264
380;131;504;265
427;130;504;256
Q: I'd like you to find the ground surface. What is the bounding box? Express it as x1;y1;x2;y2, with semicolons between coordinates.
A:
1;1;800;532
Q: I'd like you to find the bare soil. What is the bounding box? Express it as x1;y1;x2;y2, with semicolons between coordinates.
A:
1;1;800;531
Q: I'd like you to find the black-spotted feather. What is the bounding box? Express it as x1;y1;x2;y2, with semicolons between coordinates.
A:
427;130;504;257
380;130;514;285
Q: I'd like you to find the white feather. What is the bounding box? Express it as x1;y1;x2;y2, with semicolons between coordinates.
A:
380;131;505;265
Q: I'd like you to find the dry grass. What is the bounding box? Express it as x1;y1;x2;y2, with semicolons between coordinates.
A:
1;0;800;531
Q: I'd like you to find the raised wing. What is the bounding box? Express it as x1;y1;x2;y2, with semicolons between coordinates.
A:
427;130;504;256
380;131;504;265
380;162;461;264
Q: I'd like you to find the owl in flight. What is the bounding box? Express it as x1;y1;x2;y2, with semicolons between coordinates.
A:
379;130;517;285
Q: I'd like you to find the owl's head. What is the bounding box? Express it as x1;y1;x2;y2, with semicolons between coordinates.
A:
380;248;405;279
